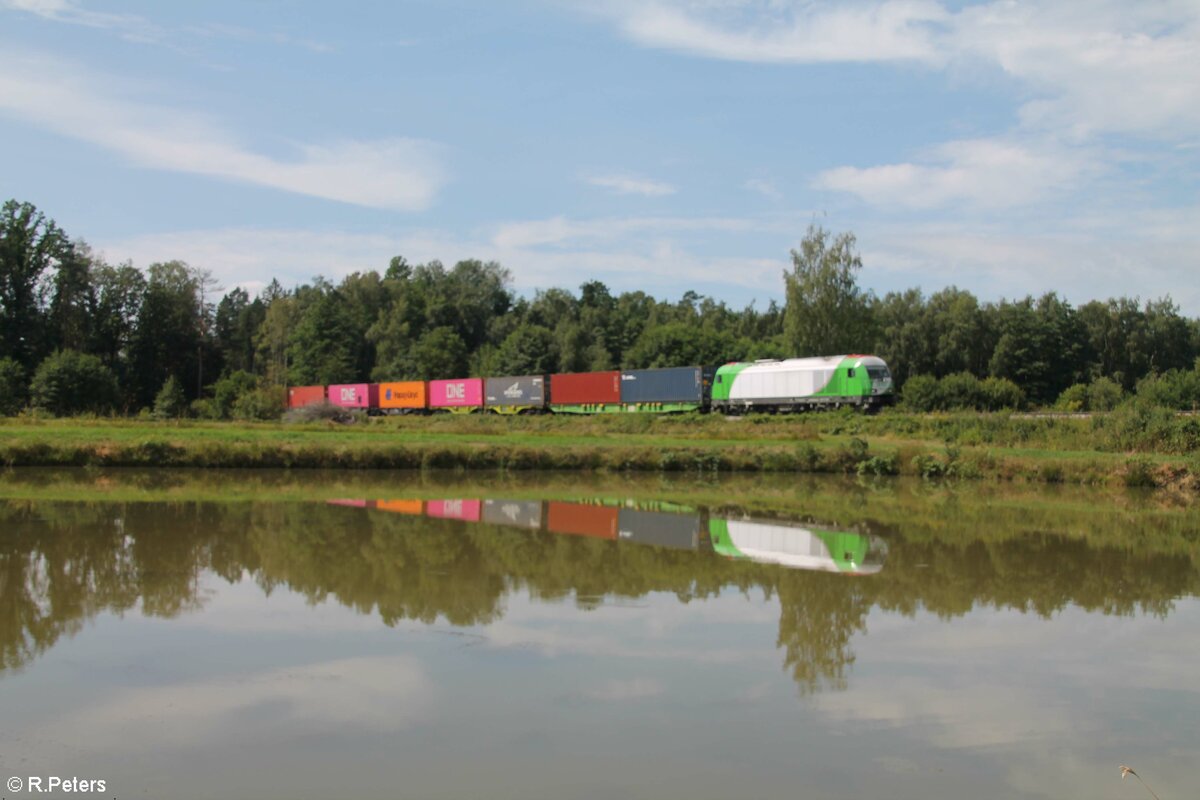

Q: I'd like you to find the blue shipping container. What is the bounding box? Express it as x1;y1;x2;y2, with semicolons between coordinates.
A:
619;367;703;404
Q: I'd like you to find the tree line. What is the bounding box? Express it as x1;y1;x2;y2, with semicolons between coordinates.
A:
2;198;1198;417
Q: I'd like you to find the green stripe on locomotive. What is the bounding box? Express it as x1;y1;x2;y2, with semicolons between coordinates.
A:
710;362;754;401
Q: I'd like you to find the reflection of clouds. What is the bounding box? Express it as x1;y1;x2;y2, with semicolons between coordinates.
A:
483;590;776;664
35;656;432;751
815;678;1075;749
580;678;664;702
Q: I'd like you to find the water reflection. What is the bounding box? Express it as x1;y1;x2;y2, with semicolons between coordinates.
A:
346;496;887;574
2;489;1196;696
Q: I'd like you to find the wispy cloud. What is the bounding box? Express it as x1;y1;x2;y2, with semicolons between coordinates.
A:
585;172;677;197
0;50;445;210
593;1;1200;141
815;137;1094;209
2;0;162;40
604;0;947;64
744;178;782;200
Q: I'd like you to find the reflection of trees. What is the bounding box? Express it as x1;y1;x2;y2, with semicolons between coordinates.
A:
2;499;1199;695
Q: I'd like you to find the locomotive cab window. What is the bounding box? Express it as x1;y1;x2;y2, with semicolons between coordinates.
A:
847;368;856;378
715;375;722;383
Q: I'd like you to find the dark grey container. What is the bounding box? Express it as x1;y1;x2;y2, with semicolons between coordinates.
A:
482;499;544;529
484;375;546;407
619;366;703;404
617;508;701;551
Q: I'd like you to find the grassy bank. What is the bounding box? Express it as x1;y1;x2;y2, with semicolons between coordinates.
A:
0;412;1197;491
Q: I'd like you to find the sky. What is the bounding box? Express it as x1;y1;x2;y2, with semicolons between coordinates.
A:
1;0;1197;312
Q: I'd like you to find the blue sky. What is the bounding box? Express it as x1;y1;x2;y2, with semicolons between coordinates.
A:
1;0;1197;311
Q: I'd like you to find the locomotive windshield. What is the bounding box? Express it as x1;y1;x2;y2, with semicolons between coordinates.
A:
866;366;890;380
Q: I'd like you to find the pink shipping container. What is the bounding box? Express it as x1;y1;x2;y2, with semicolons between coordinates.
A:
429;378;484;409
327;383;378;409
426;499;481;522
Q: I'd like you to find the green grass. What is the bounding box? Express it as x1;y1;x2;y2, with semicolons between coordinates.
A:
0;412;1196;491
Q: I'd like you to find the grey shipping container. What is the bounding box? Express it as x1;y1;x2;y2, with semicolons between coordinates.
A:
484;375;546;408
482;499;544;529
617;508;701;551
619;366;705;404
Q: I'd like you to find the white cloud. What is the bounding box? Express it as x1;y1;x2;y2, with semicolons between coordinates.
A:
2;0;160;39
585;172;677;196
815;137;1093;209
606;0;947;64
0;50;444;210
744;178;782;200
595;1;1200;142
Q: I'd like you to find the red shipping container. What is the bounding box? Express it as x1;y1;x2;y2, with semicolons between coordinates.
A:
426;499;481;522
546;502;619;540
550;371;620;405
287;385;326;409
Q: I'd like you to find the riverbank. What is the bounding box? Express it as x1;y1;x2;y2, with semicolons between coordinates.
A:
0;412;1196;491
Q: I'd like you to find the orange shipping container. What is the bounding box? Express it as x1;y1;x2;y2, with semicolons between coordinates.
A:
546;502;619;540
374;499;424;515
378;381;427;410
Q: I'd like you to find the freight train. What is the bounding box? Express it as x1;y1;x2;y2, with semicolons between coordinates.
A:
289;355;894;415
329;496;888;575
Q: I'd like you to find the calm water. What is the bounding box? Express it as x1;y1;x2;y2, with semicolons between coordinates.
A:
1;470;1198;799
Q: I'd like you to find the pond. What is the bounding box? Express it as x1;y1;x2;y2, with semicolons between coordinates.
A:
1;470;1197;799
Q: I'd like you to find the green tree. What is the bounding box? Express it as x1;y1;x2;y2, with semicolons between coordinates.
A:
153;375;188;419
0;356;26;415
0;200;72;371
286;280;359;385
783;224;872;356
129;262;203;407
493;323;558;376
29;350;118;416
411;326;468;379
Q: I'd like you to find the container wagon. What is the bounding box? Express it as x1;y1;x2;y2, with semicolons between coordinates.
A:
377;381;427;414
484;375;547;414
549;371;620;413
429;378;484;413
287;385;326;409
711;355;893;412
328;383;378;410
619;366;713;412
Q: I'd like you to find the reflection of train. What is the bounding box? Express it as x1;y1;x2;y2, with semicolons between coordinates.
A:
328;497;887;575
290;356;895;416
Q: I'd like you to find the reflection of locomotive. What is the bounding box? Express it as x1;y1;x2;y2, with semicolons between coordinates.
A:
290;355;895;416
331;497;887;575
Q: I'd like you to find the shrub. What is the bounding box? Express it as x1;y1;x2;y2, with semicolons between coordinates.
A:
1055;383;1088;412
29;350;119;416
939;372;984;410
1088;377;1124;411
153;375;188;419
0;357;27;416
901;375;940;412
979;377;1024;410
232;386;285;420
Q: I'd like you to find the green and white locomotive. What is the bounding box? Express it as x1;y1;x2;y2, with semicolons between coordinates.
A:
711;354;894;412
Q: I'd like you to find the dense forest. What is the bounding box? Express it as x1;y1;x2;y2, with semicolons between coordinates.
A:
2;198;1199;417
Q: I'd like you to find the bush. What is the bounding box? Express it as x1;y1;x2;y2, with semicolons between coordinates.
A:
1055;383;1088;412
979;377;1024;411
0;357;27;416
153;375;189;419
1088;377;1124;411
900;375;940;411
29;350;119;416
1134;368;1200;410
232;386;285;420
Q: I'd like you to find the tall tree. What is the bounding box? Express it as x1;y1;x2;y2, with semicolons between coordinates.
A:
0;200;71;370
783;224;872;356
